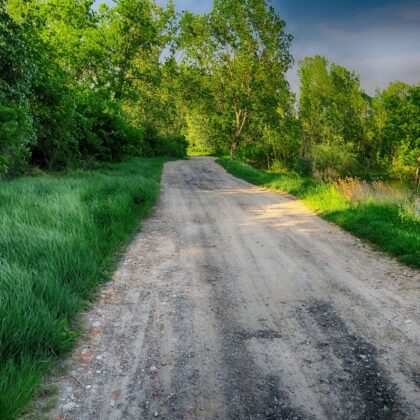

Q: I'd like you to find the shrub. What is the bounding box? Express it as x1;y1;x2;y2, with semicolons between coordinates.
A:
311;143;358;179
29;66;79;169
0;101;34;177
153;135;188;158
294;156;313;176
73;93;149;164
143;125;187;158
85;105;142;162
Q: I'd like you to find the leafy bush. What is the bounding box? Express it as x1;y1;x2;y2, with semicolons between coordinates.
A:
0;101;34;177
311;143;358;179
143;125;187;158
29;67;78;169
294;156;313;176
389;158;419;182
153;135;188;158
77;99;146;162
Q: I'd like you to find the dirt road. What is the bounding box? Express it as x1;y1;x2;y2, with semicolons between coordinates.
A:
50;157;419;419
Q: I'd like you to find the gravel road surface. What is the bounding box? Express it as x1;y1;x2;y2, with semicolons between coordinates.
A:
48;157;419;419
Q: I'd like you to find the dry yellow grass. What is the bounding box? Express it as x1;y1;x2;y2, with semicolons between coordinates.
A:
335;178;411;206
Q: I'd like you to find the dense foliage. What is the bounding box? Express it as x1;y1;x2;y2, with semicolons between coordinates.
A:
175;3;418;182
296;57;419;180
0;0;186;177
1;0;418;179
179;0;293;157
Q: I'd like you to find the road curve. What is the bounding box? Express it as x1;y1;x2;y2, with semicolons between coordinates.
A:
49;157;419;419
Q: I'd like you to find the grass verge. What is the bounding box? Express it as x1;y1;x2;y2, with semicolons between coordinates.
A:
217;157;420;268
0;157;169;419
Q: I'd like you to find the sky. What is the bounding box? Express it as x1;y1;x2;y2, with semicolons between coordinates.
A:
94;0;420;95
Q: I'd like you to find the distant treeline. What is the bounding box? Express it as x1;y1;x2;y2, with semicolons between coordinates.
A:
1;0;419;180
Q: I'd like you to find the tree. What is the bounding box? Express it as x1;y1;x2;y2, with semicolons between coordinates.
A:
179;0;293;157
374;82;420;178
298;55;330;157
4;0;185;169
95;0;176;100
298;55;369;177
0;2;34;176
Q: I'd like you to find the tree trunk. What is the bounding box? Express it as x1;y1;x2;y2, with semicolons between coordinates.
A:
230;138;238;157
231;109;247;158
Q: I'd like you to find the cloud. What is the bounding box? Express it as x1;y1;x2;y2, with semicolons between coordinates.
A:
277;0;420;94
349;53;420;93
288;52;420;96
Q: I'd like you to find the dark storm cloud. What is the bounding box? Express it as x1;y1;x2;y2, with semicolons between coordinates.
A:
271;0;420;93
273;0;419;21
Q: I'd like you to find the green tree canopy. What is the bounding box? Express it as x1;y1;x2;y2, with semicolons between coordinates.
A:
179;0;293;156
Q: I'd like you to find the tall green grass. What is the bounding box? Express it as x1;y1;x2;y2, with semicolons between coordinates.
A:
0;158;168;419
217;157;420;268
